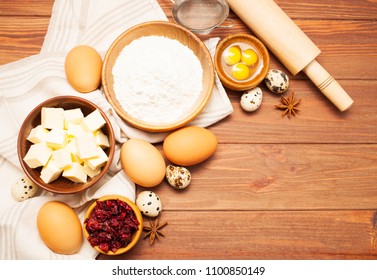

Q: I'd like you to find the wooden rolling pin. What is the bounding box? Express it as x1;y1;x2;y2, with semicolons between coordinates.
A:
226;0;353;111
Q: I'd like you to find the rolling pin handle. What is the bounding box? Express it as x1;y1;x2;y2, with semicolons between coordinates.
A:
303;60;353;111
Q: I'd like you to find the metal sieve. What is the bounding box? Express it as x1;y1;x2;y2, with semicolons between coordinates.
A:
171;0;234;35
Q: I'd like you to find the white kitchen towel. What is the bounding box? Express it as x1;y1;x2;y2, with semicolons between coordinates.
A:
0;0;233;260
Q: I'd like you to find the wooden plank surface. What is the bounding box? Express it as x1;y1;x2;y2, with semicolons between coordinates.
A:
113;211;377;260
1;18;376;80
147;143;377;211
1;0;376;260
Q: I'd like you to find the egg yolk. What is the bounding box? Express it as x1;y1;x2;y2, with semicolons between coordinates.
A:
223;46;241;66
241;49;258;66
231;63;250;80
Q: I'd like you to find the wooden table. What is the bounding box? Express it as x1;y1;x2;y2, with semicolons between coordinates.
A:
1;0;377;260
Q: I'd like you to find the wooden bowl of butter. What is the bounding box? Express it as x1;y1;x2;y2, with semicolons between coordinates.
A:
102;21;215;132
17;96;115;194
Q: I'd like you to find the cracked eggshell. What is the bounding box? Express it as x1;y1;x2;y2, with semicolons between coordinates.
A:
136;191;162;217
240;87;263;112
264;69;289;94
11;176;40;201
166;165;191;190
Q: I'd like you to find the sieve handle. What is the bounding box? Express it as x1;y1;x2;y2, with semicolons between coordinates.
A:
217;18;235;29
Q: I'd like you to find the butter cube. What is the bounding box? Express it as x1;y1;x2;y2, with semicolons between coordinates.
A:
41;107;64;130
52;146;72;169
63;162;87;183
94;130;109;148
81;109;106;132
66;138;83;164
75;131;98;159
64;108;84;129
23;142;52;168
67;123;84;138
46;129;68;149
83;164;101;178
26;125;49;144
85;146;109;170
40;158;63;184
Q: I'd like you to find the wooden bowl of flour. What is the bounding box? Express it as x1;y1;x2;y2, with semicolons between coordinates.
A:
102;21;215;132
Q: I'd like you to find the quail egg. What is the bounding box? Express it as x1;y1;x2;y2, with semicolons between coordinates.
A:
240;87;263;112
264;69;289;94
166;165;191;190
136;191;162;217
11;176;40;201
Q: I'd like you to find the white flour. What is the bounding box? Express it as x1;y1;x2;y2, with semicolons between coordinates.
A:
112;36;203;125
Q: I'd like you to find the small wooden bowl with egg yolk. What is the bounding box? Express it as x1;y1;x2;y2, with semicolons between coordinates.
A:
214;34;270;91
17;96;115;194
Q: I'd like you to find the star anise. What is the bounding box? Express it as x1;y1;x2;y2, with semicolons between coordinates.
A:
143;218;168;245
275;92;302;118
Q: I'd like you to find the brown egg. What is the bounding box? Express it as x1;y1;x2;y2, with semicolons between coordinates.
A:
37;201;83;255
65;45;102;93
120;139;166;187
163;126;218;166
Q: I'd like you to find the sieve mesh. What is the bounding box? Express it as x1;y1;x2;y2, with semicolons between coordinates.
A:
173;0;228;30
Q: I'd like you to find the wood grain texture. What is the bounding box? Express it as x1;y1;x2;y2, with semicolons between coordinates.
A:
213;80;377;144
144;143;377;211
0;0;53;16
1;19;375;78
159;0;377;21
1;1;376;79
274;0;377;20
99;210;377;260
1;0;377;260
0;16;49;62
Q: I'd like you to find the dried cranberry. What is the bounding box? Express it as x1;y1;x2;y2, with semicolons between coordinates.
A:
98;243;109;252
84;199;139;253
110;218;119;227
88;236;99;246
110;241;122;252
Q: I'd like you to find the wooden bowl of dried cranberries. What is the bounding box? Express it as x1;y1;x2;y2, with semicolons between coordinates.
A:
83;195;143;255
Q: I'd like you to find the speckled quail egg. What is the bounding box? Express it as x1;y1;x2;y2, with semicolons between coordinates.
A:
166;165;191;190
240;87;263;112
11;176;40;201
136;191;162;217
264;69;289;94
